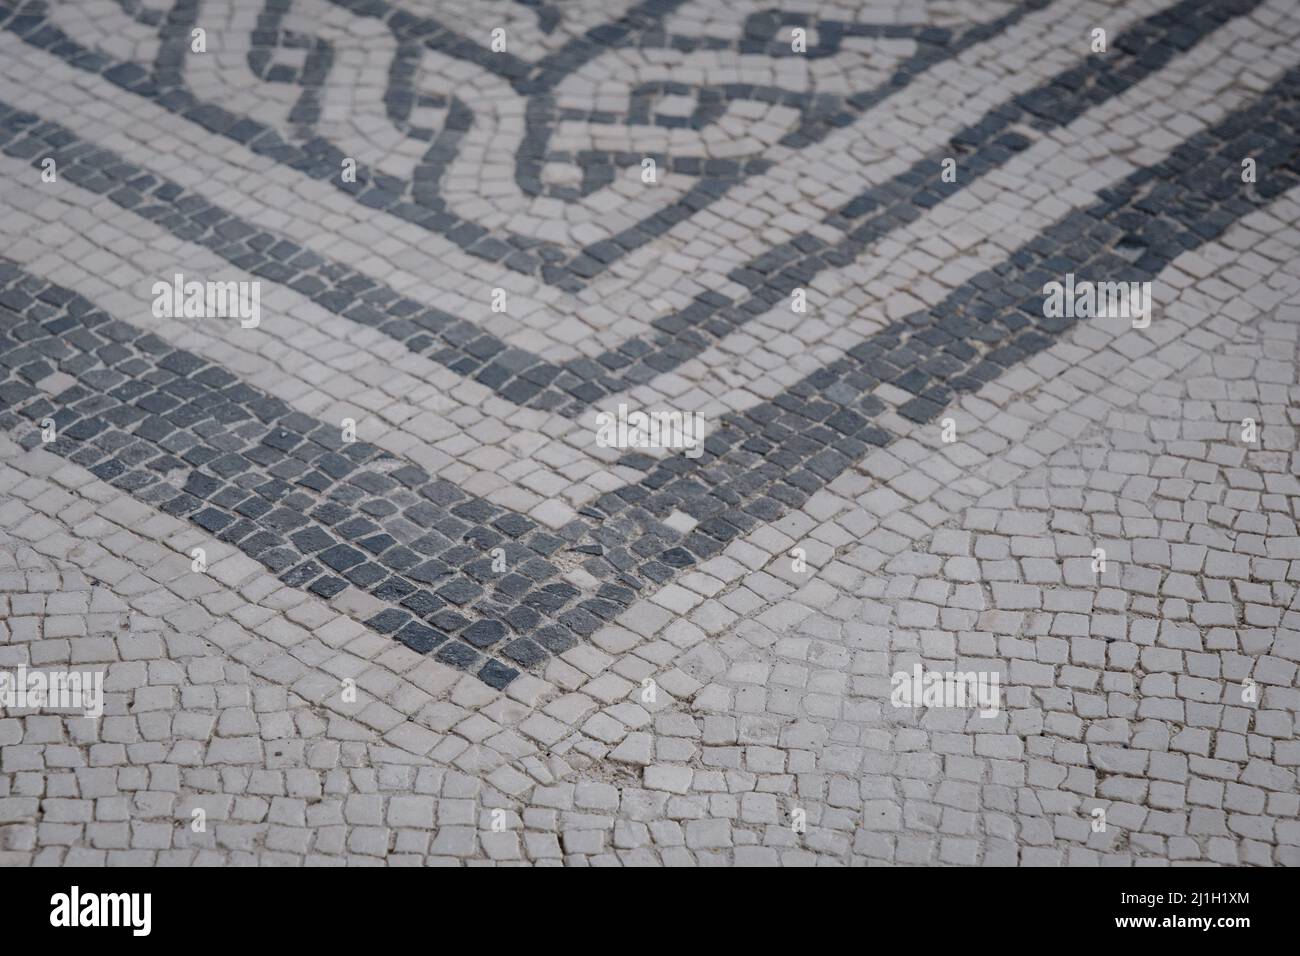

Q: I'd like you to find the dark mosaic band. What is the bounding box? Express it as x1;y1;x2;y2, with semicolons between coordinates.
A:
3;57;1298;688
0;0;1262;420
0;0;1043;292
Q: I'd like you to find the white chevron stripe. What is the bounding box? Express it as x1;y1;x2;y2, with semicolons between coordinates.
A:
0;152;639;528
567;0;1300;440
577;0;1169;352
2;0;1158;362
0;0;1291;523
600;182;1300;702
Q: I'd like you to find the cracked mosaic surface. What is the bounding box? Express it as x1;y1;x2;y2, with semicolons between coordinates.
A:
0;0;1298;866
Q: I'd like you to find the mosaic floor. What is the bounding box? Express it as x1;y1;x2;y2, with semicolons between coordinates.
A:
0;0;1298;866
